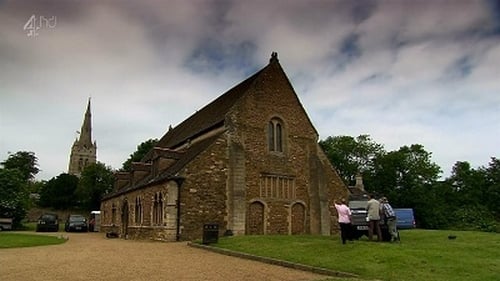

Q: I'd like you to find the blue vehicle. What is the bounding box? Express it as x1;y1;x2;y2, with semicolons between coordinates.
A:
394;208;416;229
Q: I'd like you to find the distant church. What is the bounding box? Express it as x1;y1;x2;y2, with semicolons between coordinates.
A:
68;99;97;177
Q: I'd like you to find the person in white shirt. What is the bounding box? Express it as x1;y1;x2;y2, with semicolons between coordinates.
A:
334;198;352;244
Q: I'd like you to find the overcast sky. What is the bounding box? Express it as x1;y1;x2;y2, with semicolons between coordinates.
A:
1;0;499;181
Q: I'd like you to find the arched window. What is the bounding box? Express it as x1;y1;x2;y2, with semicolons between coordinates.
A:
268;118;284;152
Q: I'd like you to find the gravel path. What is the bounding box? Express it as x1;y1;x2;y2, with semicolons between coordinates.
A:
0;232;328;281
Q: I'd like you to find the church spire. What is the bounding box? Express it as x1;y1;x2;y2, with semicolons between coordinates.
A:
68;98;97;177
79;98;93;148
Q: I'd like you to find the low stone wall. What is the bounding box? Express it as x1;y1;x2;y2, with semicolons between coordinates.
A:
101;224;178;241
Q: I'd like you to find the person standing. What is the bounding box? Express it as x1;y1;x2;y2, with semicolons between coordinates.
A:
380;197;398;242
334;198;352;244
366;194;382;241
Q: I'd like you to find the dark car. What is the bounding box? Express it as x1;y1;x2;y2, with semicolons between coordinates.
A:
65;215;88;232
36;213;59;232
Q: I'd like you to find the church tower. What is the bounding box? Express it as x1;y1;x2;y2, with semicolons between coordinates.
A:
68;98;97;177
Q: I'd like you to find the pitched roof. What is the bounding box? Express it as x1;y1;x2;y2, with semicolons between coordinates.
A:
153;53;317;151
104;132;222;199
104;53;320;200
154;68;264;150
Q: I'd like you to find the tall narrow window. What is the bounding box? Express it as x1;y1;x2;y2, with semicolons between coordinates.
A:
157;193;163;225
152;193;164;226
268;118;284;152
276;123;282;152
135;197;142;225
111;203;117;224
268;122;275;150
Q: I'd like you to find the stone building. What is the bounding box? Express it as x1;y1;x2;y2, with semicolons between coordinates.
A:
68;98;97;177
100;53;348;241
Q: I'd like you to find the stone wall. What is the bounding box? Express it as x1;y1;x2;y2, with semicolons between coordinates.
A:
177;136;229;241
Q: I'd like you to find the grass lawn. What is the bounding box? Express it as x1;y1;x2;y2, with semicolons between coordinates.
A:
0;232;67;248
213;229;500;281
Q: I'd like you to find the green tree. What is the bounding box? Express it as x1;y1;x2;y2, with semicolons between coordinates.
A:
319;135;384;185
1;151;39;181
0;169;29;227
121;138;158;171
38;174;79;209
77;162;114;211
484;157;500;219
365;144;442;229
444;158;500;231
0;151;39;227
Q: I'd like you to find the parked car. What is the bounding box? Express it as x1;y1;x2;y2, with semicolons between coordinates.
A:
65;215;88;232
36;213;59;232
0;217;13;231
394;208;416;229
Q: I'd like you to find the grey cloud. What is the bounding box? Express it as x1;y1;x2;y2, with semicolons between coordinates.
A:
185;39;257;74
351;0;378;24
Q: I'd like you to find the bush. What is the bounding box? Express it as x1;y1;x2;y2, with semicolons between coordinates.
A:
449;206;498;232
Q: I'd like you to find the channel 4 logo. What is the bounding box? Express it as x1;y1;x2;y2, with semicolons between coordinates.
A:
23;14;57;37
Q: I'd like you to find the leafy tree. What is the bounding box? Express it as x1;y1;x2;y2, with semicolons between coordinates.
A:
366;144;442;205
38;173;79;209
1;151;39;181
319;135;384;185
121;138;158;171
0;151;39;227
484;157;500;219
364;144;442;229
0;169;29;227
77;162;114;211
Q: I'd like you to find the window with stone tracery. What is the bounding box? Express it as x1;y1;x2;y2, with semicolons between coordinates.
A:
259;174;296;199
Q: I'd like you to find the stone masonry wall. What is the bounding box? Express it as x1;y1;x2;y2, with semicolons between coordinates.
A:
176;136;229;241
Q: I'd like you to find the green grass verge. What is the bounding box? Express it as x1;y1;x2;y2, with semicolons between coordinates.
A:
0;233;67;249
213;230;500;281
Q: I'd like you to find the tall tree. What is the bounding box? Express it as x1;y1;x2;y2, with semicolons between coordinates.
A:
0;169;29;227
0;151;39;227
38;173;79;209
443;158;499;231
319;135;384;185
77;162;114;211
121;138;158;171
366;145;442;205
1;151;39;181
364;145;442;229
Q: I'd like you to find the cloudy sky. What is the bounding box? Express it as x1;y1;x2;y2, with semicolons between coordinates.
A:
1;0;499;181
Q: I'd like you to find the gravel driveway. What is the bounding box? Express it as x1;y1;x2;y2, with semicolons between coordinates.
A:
0;232;328;281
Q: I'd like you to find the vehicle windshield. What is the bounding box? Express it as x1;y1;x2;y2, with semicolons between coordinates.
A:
349;201;368;209
69;216;86;222
41;214;57;220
